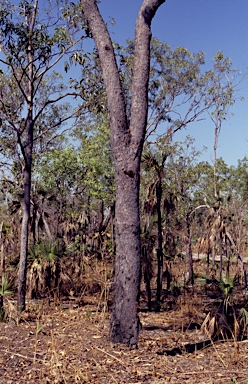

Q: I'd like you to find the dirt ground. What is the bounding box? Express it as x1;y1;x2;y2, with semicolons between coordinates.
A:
1;260;248;383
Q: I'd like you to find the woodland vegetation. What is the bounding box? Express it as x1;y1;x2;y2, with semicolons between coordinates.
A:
1;1;248;380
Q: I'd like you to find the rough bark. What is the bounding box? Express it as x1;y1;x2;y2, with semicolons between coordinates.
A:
81;0;165;347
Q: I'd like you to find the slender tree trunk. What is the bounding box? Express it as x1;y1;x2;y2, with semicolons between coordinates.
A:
226;237;230;278
111;203;116;263
186;212;194;285
142;242;153;312
32;204;38;245
0;222;4;276
18;154;32;310
0;243;4;276
41;212;53;242
238;254;247;289
206;249;210;280
142;246;152;312
219;231;223;281
156;177;163;311
226;230;247;289
0;221;5;320
212;235;216;269
17;118;33;308
17;27;34;310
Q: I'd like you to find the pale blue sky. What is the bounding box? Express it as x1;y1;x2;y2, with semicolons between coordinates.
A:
99;0;248;166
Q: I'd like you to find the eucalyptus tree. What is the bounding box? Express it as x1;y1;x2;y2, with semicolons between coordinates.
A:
0;0;88;310
33;146;85;244
142;143;168;309
206;52;237;198
75;119;115;206
113;38;218;140
75;118;115;252
192;157;248;282
35;118;114;252
215;159;248;282
228;158;248;254
161;137;209;283
81;0;166;347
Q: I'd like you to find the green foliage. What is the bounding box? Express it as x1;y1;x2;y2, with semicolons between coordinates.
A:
239;307;248;328
35;123;114;211
27;240;63;299
0;274;13;297
76;120;115;204
0;0;85;61
0;0;94;237
218;275;235;299
0;1;246;315
112;38;213;134
0;274;13;321
28;240;61;263
35;146;83;194
230;157;248;201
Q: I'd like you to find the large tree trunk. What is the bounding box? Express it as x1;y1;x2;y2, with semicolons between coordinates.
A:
81;0;165;347
111;167;141;346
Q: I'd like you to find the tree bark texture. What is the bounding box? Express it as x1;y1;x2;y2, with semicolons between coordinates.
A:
81;0;165;347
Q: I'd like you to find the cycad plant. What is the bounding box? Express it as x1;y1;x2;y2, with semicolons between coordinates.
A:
27;240;62;300
0;274;13;321
201;275;246;342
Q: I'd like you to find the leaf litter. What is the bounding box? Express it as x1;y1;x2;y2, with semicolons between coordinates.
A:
1;259;248;383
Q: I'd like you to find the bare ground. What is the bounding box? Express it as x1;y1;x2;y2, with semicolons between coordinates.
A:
1;258;248;383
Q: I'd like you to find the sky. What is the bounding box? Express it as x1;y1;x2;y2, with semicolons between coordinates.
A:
98;0;248;166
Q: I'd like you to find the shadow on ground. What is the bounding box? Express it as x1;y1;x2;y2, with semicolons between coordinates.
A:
157;339;212;355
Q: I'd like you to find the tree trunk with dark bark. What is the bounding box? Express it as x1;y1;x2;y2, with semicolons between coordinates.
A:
111;169;141;346
81;0;165;347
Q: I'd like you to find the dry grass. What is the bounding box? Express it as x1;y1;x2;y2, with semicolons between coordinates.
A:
1;300;248;383
1;259;248;383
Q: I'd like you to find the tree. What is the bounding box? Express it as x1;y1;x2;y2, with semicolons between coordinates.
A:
34;146;85;241
162;138;207;282
206;52;237;198
0;0;86;310
113;39;219;141
142;145;168;310
81;0;165;347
